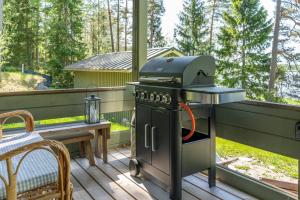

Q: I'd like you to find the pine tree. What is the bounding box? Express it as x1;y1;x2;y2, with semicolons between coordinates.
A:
148;0;166;48
268;0;281;95
206;0;229;54
107;0;115;52
46;0;86;88
174;0;209;56
83;0;110;56
1;0;41;68
274;0;300;99
116;0;120;51
123;0;130;51
217;0;273;100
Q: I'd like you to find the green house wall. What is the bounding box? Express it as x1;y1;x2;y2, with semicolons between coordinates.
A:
74;71;132;88
73;51;182;88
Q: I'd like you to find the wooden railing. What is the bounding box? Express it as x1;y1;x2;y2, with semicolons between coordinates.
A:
215;101;300;200
216;101;300;159
0;87;134;122
0;87;299;199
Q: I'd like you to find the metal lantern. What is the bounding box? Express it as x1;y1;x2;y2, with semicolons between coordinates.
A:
85;95;101;124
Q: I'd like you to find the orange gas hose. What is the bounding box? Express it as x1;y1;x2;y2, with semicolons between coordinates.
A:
179;102;196;141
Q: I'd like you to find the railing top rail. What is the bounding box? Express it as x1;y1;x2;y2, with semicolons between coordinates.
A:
240;100;300;112
0;86;127;97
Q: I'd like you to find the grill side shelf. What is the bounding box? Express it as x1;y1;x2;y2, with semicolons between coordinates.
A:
183;87;245;104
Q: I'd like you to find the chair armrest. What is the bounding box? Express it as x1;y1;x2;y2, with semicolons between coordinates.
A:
0;140;71;200
0;110;35;133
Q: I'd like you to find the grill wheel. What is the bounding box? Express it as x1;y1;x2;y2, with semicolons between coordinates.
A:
129;159;141;177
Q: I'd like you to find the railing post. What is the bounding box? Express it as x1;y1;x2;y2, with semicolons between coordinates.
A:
298;159;300;200
132;0;147;81
0;0;3;83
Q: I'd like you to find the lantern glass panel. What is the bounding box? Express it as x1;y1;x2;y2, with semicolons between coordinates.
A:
84;95;101;124
85;100;90;123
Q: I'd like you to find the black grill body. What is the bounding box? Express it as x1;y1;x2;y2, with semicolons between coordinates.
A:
131;56;244;200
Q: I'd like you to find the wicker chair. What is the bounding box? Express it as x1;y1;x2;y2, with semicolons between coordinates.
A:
0;110;72;200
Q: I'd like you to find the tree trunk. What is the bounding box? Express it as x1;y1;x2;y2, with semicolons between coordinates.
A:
117;0;120;52
92;19;96;54
36;47;39;66
97;0;100;54
0;0;3;83
148;0;154;48
268;0;282;94
107;0;115;52
35;4;40;67
209;0;217;54
149;14;154;48
241;24;246;89
124;0;128;51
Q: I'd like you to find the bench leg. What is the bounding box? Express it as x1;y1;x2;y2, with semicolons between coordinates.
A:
102;128;108;163
95;129;102;158
85;141;96;166
79;141;85;158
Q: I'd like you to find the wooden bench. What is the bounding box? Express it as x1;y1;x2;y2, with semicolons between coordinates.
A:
37;121;111;163
45;130;96;165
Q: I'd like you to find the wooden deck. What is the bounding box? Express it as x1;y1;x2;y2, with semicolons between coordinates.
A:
71;147;258;200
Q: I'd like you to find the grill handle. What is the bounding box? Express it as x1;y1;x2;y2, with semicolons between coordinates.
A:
144;124;150;148
139;77;177;84
151;126;158;152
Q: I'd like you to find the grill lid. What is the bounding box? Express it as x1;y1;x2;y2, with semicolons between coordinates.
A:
139;56;216;87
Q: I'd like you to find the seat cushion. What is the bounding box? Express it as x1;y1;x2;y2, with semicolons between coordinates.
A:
0;133;58;199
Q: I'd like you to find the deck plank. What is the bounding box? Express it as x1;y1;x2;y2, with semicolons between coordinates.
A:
184;175;242;200
93;157;156;200
71;160;113;200
110;149;221;200
194;174;259;200
117;147;131;157
70;147;258;200
107;152;170;200
108;150;201;200
75;158;135;200
116;147;254;200
71;175;93;200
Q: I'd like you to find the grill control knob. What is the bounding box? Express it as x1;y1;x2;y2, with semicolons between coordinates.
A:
162;94;172;104
135;91;140;99
155;94;162;102
140;92;145;100
143;91;149;101
149;93;155;102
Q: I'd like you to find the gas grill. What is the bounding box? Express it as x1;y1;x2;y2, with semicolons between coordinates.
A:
128;56;245;200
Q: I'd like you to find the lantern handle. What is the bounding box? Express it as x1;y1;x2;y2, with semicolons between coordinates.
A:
85;84;100;98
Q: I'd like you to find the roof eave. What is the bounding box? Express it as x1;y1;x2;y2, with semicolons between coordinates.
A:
64;68;132;73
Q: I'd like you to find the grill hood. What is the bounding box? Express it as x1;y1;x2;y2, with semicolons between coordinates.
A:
139;56;216;87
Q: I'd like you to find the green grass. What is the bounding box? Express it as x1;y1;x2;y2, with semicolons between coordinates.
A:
235;165;250;171
2;116;129;132
285;98;300;105
217;137;298;178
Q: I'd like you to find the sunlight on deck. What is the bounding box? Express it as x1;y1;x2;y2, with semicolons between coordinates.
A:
71;147;258;200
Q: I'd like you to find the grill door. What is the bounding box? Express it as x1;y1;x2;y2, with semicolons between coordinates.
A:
151;109;170;175
136;105;152;164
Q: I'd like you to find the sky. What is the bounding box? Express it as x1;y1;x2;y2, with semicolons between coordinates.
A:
161;0;276;38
